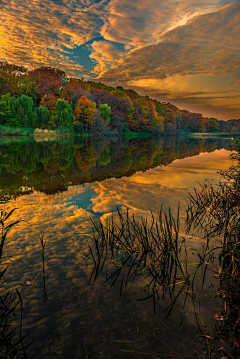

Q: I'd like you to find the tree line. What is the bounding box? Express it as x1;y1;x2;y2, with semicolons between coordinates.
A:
0;61;239;135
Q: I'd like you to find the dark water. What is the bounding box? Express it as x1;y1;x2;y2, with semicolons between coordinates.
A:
0;135;235;358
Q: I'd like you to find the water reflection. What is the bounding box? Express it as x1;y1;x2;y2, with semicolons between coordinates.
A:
0;135;235;358
0;135;234;202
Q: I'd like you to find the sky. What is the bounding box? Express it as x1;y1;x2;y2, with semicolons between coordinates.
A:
0;0;239;120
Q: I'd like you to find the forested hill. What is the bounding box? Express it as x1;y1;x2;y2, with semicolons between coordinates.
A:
0;61;239;135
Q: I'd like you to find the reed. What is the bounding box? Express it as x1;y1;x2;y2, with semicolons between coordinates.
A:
186;146;240;357
0;208;28;358
0;208;47;358
88;206;191;314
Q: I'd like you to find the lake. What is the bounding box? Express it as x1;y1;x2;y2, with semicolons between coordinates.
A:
0;135;235;358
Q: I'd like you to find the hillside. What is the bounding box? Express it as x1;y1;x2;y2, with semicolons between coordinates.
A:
0;61;239;135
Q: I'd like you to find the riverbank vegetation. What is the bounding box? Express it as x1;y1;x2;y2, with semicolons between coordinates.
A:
1;61;239;136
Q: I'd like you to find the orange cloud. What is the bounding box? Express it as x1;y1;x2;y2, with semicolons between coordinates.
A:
98;4;240;119
0;0;237;76
101;0;233;47
0;0;105;74
99;4;240;80
89;40;125;73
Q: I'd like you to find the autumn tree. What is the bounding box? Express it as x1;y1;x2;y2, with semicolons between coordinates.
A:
15;75;38;100
29;67;65;97
231;126;238;133
0;62;40;101
40;94;58;112
74;96;96;131
205;117;219;132
0;69;16;97
61;79;83;107
0;61;27;74
129;97;159;132
0;61;27;97
91;89;133;132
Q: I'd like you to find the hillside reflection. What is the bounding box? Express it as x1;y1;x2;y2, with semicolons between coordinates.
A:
0;135;234;202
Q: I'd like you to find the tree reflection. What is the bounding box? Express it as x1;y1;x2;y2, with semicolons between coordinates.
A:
0;136;234;202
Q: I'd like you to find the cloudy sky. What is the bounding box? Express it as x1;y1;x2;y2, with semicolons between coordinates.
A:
0;0;239;119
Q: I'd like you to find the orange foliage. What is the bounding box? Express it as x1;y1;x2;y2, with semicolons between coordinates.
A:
39;94;58;112
74;96;96;130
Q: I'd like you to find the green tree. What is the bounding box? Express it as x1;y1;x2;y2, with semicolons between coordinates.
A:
99;104;111;125
36;106;50;128
50;99;75;131
0;94;21;127
14;95;38;127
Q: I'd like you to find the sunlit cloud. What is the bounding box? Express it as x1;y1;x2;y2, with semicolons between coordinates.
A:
98;4;240;119
100;0;236;47
127;73;240;119
0;0;108;75
89;40;125;73
99;4;240;81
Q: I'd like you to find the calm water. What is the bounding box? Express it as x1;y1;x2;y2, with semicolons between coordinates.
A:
0;135;235;358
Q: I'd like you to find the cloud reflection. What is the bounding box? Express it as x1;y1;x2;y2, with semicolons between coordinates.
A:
1;148;232;356
3;148;232;253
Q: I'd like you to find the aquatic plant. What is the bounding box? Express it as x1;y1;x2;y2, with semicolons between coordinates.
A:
0;208;28;358
88;207;191;314
0;208;47;358
186;147;240;357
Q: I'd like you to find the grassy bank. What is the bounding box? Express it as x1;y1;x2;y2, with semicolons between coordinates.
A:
0;125;34;136
182;132;240;137
0;125;72;139
33;128;72;140
0;125;152;139
2;124;237;139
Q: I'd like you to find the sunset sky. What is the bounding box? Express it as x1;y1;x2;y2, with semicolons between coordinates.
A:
0;0;239;120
